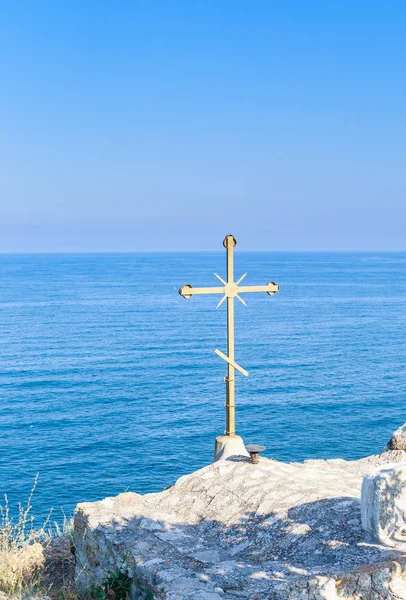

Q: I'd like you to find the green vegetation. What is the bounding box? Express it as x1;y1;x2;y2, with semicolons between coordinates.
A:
92;567;131;600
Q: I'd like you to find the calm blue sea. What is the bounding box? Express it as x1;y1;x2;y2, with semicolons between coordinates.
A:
1;252;406;521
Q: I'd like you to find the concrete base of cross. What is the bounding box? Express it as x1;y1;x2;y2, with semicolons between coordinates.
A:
214;434;250;462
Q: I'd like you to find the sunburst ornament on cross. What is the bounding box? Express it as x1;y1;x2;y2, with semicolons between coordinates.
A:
179;234;279;461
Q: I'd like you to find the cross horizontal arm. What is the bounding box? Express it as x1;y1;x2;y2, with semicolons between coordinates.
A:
186;287;224;295
179;284;224;298
238;282;280;295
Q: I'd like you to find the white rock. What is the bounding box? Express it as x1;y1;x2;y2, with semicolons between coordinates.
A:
75;445;406;599
361;462;406;548
388;423;406;450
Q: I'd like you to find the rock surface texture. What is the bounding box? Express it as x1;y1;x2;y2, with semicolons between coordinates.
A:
75;450;406;599
388;425;406;451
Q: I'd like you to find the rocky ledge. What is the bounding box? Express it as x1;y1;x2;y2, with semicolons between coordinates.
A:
74;448;406;599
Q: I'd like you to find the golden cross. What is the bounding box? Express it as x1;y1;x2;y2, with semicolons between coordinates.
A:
179;234;279;438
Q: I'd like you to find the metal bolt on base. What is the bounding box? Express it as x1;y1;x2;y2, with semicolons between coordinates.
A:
245;444;266;464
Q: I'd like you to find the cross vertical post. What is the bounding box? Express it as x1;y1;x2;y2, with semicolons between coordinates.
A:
225;234;236;436
179;234;279;459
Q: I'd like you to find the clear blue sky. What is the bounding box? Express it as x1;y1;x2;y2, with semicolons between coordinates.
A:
1;1;405;252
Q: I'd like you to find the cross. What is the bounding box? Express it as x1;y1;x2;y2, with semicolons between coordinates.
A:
179;234;279;438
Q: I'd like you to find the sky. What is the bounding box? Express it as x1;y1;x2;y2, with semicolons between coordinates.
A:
0;1;405;252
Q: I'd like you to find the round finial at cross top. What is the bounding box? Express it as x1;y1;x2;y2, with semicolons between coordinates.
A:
223;234;237;249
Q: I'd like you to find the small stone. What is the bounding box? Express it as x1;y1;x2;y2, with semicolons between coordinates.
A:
229;540;251;556
288;523;311;535
169;576;206;591
192;550;220;563
256;499;275;516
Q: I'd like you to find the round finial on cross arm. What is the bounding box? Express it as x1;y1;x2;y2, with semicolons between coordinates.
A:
179;284;193;298
223;234;237;249
266;282;280;296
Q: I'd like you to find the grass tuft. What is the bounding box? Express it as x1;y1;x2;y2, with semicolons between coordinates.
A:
0;481;140;599
0;477;76;600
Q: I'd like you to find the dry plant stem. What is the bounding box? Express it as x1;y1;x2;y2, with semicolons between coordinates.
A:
0;475;62;598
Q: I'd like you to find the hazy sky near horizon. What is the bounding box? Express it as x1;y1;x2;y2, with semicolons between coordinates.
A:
1;1;405;252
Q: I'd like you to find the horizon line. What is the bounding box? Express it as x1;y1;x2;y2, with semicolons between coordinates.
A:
1;249;406;255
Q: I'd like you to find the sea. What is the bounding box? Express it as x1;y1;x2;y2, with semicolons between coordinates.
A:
1;251;406;523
